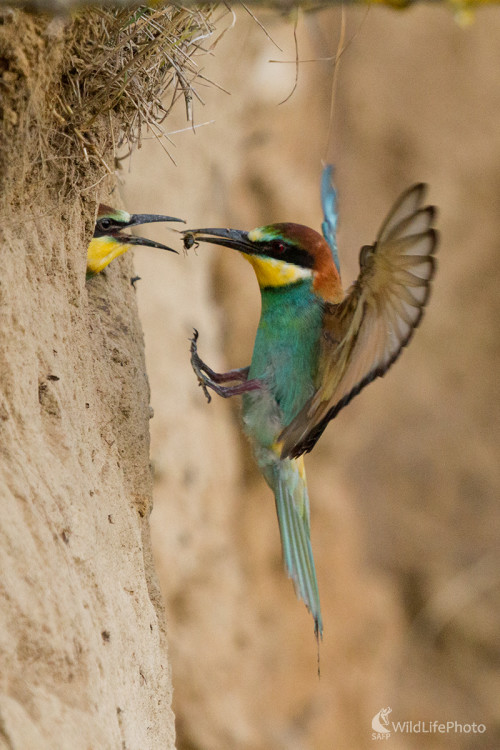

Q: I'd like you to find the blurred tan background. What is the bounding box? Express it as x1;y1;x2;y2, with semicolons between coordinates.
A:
121;6;499;749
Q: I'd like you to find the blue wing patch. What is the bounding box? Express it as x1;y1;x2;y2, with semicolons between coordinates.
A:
320;165;340;275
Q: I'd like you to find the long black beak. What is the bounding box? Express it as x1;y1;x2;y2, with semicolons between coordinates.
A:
128;213;185;228
120;213;185;253
182;227;253;254
117;233;178;252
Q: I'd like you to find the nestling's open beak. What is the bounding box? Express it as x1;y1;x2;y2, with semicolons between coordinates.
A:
119;213;185;253
117;233;178;252
182;227;253;254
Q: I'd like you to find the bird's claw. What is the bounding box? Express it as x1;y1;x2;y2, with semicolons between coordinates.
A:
190;328;199;352
190;329;212;404
198;378;212;404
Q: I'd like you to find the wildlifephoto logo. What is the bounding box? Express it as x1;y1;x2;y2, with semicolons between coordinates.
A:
372;707;392;740
371;707;486;741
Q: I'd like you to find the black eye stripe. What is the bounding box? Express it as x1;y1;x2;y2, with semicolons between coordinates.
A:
261;240;314;269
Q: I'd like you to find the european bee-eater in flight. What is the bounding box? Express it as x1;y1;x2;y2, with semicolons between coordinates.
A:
183;167;438;639
86;205;183;279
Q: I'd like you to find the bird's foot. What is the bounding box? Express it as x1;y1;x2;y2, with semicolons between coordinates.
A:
190;330;213;403
190;329;260;402
190;329;249;383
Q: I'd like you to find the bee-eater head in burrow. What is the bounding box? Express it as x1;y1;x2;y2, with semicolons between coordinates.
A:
183;223;343;302
87;205;184;278
94;205;184;250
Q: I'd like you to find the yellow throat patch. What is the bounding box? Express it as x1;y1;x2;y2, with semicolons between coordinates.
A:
242;254;312;288
87;237;131;276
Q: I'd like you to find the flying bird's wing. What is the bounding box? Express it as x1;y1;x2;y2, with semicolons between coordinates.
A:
320;165;340;274
280;183;438;459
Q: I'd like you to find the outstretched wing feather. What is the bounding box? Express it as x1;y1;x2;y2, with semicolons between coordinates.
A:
280;184;438;458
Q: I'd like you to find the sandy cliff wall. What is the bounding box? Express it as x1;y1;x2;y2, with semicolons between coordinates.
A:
0;12;175;749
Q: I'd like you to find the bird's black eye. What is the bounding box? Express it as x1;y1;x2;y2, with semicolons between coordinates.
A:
271;240;285;255
99;218;112;231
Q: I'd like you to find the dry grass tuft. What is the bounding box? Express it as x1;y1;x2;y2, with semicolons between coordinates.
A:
1;5;227;208
64;6;220;156
51;3;226;190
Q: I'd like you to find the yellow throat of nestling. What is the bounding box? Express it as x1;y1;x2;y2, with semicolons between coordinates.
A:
87;237;132;276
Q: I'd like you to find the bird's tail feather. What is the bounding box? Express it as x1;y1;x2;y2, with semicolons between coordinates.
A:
272;457;323;639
